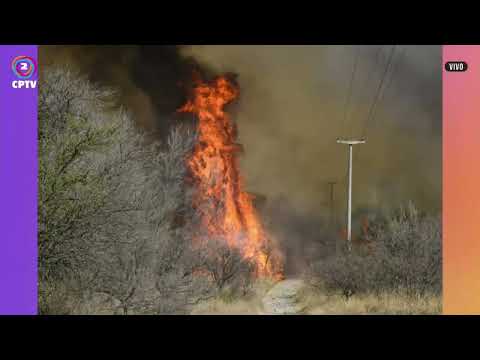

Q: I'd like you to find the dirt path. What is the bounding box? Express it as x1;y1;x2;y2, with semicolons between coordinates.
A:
190;278;315;315
261;279;309;314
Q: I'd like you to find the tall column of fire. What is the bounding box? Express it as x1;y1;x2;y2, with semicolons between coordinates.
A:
178;75;283;279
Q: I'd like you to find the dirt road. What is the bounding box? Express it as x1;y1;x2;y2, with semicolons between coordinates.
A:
261;279;308;314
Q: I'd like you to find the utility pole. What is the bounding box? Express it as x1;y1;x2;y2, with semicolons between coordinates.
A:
327;180;341;256
327;181;337;229
337;139;366;251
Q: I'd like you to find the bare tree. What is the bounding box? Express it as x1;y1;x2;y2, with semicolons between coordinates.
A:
196;237;254;292
39;67;215;314
39;68;128;294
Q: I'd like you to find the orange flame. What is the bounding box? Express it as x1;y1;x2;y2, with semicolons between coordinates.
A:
179;75;283;279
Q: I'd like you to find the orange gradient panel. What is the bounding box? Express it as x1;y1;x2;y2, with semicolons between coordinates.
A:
444;45;480;314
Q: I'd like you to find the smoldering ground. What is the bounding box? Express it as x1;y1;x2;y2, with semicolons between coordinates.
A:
40;45;442;275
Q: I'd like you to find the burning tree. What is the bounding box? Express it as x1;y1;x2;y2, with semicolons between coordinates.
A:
178;75;283;280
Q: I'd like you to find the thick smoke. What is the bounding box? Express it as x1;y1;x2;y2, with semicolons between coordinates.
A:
178;45;441;275
180;46;441;217
40;45;441;239
39;45;208;137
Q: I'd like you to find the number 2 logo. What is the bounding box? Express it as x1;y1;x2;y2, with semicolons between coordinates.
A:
11;56;36;79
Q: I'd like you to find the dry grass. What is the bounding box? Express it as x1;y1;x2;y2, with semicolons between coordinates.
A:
305;287;441;315
190;297;262;315
190;278;276;315
190;279;441;315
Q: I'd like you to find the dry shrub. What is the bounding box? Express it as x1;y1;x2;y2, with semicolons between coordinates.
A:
38;67;213;314
39;67;262;314
310;202;441;299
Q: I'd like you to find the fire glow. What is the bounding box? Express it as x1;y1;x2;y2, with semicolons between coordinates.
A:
179;75;283;279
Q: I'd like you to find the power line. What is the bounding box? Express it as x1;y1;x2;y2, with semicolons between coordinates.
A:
347;46;383;138
338;46;385;185
379;46;406;104
349;46;401;214
367;46;406;137
366;47;406;133
335;46;396;234
335;46;409;237
339;46;360;138
360;45;397;139
355;46;402;170
329;47;361;235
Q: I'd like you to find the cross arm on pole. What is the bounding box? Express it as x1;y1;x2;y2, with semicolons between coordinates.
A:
336;138;366;145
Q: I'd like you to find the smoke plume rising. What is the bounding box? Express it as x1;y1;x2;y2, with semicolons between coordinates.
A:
180;45;441;217
40;45;441;226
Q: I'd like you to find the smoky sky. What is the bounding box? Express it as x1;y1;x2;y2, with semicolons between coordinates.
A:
40;45;442;219
40;45;207;136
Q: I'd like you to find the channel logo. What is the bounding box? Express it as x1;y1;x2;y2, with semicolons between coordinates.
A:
11;55;37;89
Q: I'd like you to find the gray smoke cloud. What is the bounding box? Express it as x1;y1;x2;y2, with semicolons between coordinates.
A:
39;45;206;136
40;45;441;223
181;45;441;219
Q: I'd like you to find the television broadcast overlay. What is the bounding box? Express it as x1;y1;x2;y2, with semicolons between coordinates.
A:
0;46;38;315
0;44;477;315
443;45;480;314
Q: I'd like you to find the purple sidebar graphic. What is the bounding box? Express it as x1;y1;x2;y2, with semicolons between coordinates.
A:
0;46;38;314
